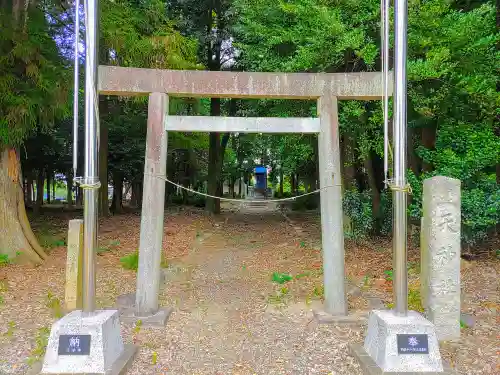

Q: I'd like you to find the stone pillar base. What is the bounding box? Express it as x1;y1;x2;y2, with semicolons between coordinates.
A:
313;308;368;325
350;343;456;374
41;310;137;374
116;293;172;327
354;310;446;373
120;306;172;327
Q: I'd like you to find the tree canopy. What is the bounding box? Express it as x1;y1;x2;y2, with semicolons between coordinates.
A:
0;0;498;263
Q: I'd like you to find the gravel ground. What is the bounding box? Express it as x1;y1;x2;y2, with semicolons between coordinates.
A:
0;207;498;374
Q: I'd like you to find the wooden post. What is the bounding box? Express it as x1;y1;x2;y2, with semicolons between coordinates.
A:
317;96;347;315
65;219;83;311
135;93;169;315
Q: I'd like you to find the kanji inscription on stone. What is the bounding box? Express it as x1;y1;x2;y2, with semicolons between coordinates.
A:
397;334;429;354
57;334;91;355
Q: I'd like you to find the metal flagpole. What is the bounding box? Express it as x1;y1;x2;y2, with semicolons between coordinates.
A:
82;0;100;313
392;0;408;316
381;0;390;188
73;0;80;177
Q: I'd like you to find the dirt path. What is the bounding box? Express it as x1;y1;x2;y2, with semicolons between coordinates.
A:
126;209;362;375
0;207;498;374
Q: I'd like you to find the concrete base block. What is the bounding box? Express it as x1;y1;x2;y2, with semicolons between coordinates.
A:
120;307;173;327
358;310;445;373
350;344;456;374
41;310;136;374
116;293;135;310
313;309;368;325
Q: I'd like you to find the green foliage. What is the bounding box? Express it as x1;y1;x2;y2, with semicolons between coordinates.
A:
27;326;50;365
343;189;373;240
4;321;16;338
312;285;324;298
0;4;69;147
45;290;63;318
386;288;424;313
461;186;500;246
383;270;393;282
97;240;120;254
120;252;139;271
291;195;319;211
271;272;293;284
233;0;379;72
295;272;310;279
267;286;290;305
0;254;10;266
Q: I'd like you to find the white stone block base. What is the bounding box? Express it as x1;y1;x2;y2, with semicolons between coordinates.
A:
363;310;444;372
41;310;130;374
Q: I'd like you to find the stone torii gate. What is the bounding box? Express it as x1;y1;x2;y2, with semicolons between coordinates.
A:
98;65;389;324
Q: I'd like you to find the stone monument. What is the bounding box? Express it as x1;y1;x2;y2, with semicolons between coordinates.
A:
41;310;136;374
421;176;461;341
64;220;83;312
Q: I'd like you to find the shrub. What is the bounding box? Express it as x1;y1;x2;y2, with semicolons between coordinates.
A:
120;252;139;270
291;194;318;211
343;188;373;239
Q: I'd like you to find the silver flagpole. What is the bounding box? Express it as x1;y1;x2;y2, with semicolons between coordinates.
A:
382;0;390;188
82;0;100;313
73;0;80;177
392;0;408;316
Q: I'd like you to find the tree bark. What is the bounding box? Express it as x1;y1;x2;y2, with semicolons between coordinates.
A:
33;169;44;216
279;169;284;196
26;172;33;206
99;119;110;216
131;181;143;208
0;148;47;264
66;171;73;206
111;170;123;214
364;154;381;218
206;98;222;214
341;133;357;190
421;124;436;172
46;171;51;204
76;186;83;207
408;125;420;175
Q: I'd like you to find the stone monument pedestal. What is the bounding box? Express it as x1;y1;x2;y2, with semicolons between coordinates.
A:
116;292;172;327
41;310;137;375
351;310;455;374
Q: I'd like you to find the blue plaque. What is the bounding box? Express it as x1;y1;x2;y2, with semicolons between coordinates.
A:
58;334;91;355
397;334;429;354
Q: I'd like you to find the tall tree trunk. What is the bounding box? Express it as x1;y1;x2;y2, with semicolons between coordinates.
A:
364;154;381;218
130;184;137;207
279;169;284;196
111;170;124;214
76;186;83;207
99;119;110;217
26;172;33;206
46;171;51;204
130;181;143;208
66;171;73;206
123;183;132;203
52;178;56;202
33;169;44;215
408;125;420;175
0;148;47;263
206;98;222;214
342;133;357;190
230;178;235;198
421;125;436;172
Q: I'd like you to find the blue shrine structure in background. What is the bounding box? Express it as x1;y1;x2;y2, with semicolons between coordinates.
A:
254;166;268;191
